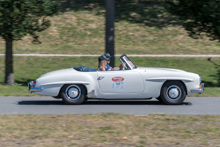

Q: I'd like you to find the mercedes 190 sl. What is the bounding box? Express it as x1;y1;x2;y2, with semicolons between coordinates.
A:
28;54;204;105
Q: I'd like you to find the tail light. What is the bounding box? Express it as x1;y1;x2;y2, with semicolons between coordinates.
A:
32;80;36;87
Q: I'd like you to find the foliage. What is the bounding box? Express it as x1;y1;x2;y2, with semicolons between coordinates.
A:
0;0;60;43
60;0;181;28
0;0;60;85
164;0;220;41
1;0;220;55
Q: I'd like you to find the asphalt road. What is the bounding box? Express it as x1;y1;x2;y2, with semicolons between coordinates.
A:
0;96;219;115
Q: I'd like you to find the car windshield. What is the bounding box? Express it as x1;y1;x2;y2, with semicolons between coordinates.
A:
119;54;137;69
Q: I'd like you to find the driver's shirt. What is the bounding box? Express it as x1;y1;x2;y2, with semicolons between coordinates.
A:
105;64;111;71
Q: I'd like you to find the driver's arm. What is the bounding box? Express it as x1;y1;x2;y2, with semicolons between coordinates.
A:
112;67;120;70
107;67;112;71
119;62;125;70
112;63;125;70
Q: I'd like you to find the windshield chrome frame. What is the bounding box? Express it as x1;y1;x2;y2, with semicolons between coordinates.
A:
119;54;137;70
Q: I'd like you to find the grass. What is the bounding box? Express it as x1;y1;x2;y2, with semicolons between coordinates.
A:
0;1;220;55
0;114;220;146
0;56;219;96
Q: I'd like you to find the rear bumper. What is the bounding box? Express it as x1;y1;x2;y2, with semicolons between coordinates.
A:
28;81;43;93
190;83;204;94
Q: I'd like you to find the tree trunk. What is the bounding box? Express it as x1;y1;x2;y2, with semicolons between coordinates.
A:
105;0;115;67
4;37;14;85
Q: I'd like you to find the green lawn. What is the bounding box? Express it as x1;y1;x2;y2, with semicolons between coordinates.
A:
0;56;219;96
0;114;220;146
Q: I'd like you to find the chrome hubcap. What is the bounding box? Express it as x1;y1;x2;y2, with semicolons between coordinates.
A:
166;85;182;100
168;88;179;98
68;88;79;98
65;85;81;100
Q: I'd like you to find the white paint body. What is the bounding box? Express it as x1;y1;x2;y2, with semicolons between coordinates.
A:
33;67;201;99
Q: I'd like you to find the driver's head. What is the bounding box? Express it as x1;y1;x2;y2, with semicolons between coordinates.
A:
98;53;112;63
104;53;111;59
104;53;111;64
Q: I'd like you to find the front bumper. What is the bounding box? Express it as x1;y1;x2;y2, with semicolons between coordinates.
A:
190;83;204;94
28;81;43;93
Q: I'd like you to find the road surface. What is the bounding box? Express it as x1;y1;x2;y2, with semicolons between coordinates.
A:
0;96;219;115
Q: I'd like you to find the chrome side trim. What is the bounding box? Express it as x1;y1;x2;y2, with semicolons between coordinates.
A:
190;83;204;94
41;81;90;86
145;77;194;82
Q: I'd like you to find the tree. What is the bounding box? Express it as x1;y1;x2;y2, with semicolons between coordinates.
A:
164;0;220;41
105;0;115;67
0;0;59;85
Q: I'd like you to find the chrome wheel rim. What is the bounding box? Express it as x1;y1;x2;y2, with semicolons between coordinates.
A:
65;85;81;100
166;85;182;100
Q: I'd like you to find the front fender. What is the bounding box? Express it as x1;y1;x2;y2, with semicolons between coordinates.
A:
34;71;97;96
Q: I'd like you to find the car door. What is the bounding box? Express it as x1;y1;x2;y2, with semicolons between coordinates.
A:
97;70;144;93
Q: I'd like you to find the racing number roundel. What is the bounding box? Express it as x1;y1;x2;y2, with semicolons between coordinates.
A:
112;77;124;82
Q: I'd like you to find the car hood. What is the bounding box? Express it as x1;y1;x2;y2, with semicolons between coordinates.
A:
39;68;75;78
137;67;187;73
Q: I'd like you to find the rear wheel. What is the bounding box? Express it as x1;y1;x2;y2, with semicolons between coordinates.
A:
160;81;186;105
60;84;86;105
156;96;163;102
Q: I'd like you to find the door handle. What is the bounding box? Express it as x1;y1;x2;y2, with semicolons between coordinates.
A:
98;76;104;80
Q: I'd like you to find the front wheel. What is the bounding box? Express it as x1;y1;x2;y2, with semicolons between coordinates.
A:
160;81;186;105
60;84;86;105
52;96;61;99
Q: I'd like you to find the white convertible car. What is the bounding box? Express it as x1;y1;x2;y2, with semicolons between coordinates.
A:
29;54;204;105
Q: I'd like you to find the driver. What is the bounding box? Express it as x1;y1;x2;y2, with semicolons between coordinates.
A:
98;53;125;71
